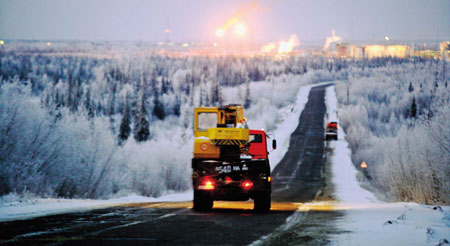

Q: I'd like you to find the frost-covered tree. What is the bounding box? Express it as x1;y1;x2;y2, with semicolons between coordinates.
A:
411;97;417;118
408;82;414;93
210;79;222;106
134;90;150;142
244;77;251;108
118;93;131;144
153;94;165;120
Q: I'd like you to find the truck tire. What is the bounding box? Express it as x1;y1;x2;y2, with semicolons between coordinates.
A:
254;192;271;213
193;190;213;212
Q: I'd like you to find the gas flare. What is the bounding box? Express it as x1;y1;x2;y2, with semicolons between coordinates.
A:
261;43;276;53
216;28;225;37
260;35;300;54
234;23;246;37
323;30;341;51
215;1;265;38
278;35;299;54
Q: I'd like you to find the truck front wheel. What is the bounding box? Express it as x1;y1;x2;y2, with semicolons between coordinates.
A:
254;192;271;213
193;190;213;212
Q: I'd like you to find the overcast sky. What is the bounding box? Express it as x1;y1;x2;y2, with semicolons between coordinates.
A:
0;0;449;43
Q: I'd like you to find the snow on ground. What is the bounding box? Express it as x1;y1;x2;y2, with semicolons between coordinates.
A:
325;85;450;246
0;190;192;222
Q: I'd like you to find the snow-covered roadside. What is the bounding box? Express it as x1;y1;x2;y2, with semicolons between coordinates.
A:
325;85;450;246
0;191;192;222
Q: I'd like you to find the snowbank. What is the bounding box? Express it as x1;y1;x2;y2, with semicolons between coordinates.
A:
0;191;192;222
325;85;450;246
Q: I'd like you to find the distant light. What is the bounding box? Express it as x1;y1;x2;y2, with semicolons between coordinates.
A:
216;28;225;38
385;36;389;41
164;29;171;33
0;40;4;45
360;161;367;169
46;42;51;46
234;23;246;37
182;43;189;47
213;42;218;47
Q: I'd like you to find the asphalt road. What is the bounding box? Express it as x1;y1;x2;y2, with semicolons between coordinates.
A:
0;84;338;246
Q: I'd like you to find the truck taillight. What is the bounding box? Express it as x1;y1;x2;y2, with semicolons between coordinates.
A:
242;181;253;189
198;179;215;190
225;176;233;184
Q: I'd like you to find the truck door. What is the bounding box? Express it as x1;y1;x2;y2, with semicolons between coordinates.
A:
248;133;266;159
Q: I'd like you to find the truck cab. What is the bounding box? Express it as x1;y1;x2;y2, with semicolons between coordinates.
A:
325;121;338;140
248;130;276;159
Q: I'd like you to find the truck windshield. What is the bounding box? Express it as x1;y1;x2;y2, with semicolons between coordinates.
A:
197;112;217;131
249;134;262;143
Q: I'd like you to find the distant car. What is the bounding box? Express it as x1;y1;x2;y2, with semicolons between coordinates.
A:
325;121;338;141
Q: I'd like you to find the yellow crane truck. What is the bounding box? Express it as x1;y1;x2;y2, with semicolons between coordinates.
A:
192;104;274;212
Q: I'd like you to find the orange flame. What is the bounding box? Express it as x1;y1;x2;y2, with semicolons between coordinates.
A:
261;43;276;53
278;35;299;54
234;23;246;37
216;28;225;37
215;1;265;38
261;35;300;54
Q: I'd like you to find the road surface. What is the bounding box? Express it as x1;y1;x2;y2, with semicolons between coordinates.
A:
0;84;342;245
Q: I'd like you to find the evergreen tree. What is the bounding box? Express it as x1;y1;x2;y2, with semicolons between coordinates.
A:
150;70;158;93
134;91;150;142
108;89;116;132
244;78;251;109
153;94;165;120
85;88;94;119
411;97;417;118
161;76;169;94
408;82;414;93
173;96;181;116
210;79;221;106
118;93;131;144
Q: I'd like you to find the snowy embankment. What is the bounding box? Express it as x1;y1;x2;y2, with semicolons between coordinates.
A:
0;191;192;222
325;85;450;246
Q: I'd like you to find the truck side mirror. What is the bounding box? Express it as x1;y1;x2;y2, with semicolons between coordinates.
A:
272;139;277;150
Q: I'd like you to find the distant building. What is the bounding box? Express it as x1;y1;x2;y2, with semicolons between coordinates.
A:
440;42;450;60
414;50;440;59
350;44;411;59
350;45;364;59
336;43;349;57
385;45;411;58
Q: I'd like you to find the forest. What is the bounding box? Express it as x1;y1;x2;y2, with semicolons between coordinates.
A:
0;42;448;204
